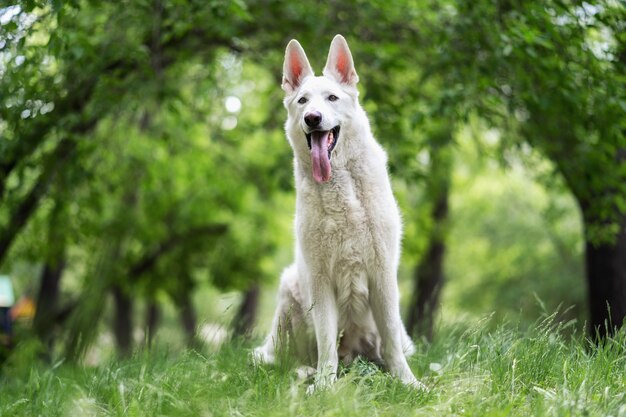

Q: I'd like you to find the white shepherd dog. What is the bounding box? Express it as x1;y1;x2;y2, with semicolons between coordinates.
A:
253;35;419;389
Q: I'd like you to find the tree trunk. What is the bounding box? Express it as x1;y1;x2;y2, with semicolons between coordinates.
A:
584;214;626;340
33;258;65;344
33;201;67;350
407;181;449;340
575;146;626;340
232;283;260;338
144;300;160;347
112;285;134;356
406;126;453;341
178;291;197;348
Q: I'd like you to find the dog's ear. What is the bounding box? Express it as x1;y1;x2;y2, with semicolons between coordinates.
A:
282;40;314;94
323;34;359;86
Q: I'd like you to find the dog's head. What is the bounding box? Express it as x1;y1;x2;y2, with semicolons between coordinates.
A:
282;35;360;184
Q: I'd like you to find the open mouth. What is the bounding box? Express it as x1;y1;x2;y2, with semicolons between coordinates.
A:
305;126;340;160
304;126;340;184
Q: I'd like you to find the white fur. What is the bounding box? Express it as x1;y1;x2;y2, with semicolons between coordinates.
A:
253;35;419;388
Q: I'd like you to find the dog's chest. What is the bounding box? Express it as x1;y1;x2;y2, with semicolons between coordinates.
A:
297;170;377;271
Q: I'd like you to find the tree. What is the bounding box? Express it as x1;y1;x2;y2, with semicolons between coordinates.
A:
406;123;454;340
0;0;463;351
429;0;626;338
0;0;297;357
5;0;618;359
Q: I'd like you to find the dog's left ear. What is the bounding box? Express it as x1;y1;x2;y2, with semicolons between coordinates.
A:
323;34;359;86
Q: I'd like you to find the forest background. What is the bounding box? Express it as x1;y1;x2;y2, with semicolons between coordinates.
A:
1;0;625;366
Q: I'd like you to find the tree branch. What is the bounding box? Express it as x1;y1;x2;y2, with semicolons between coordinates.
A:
0;137;78;264
128;224;228;278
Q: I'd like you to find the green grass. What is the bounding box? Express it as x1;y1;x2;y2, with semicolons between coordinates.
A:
2;316;625;417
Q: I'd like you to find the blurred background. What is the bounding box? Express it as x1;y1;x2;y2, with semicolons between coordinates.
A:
0;0;624;364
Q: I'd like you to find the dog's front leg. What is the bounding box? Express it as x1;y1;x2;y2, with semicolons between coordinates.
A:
310;278;339;389
369;271;419;387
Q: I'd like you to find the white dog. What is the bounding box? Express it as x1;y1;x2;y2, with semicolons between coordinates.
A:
253;35;419;389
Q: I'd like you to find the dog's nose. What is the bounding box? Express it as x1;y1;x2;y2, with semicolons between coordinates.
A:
304;111;322;128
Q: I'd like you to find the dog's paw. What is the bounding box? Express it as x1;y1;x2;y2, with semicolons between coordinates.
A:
390;364;428;391
295;365;316;381
403;340;416;357
400;373;428;391
250;346;274;366
408;378;429;391
304;372;337;395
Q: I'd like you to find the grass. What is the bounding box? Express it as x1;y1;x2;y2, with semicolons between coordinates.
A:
1;315;626;417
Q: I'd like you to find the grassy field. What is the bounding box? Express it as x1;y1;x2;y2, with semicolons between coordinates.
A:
1;316;625;417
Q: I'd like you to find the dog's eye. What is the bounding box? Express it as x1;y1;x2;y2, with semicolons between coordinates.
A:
297;97;308;104
328;95;339;102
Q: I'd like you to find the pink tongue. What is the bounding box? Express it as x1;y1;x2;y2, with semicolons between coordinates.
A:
310;131;332;184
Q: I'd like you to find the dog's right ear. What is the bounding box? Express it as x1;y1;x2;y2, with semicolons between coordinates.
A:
282;40;314;94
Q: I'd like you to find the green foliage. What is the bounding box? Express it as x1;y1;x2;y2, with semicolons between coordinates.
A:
428;0;626;244
0;0;300;357
1;0;624;355
444;133;585;324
